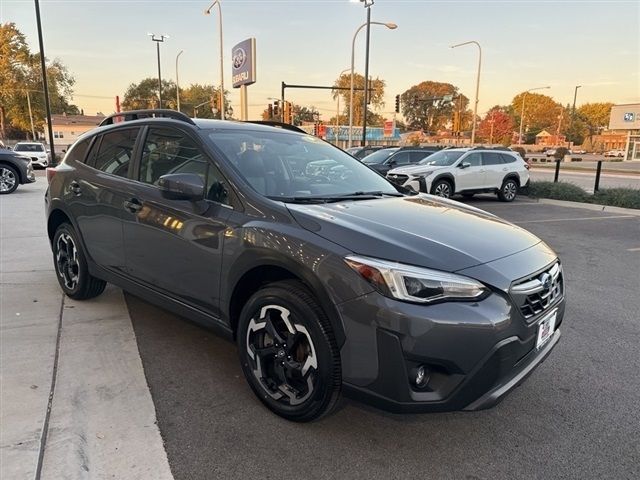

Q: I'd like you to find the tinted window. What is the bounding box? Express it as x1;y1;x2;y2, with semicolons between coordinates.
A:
409;151;431;163
93;129;139;177
65;138;91;164
139;128;229;204
500;153;517;164
14;144;44;152
482;152;504;166
418;150;464;166
463;152;482;167
389;151;410;165
362;148;399;164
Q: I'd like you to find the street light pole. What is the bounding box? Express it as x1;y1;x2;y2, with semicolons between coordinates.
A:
361;0;373;147
205;1;225;120
568;85;581;144
34;0;55;164
176;50;184;111
348;20;397;148
518;86;551;145
450;40;481;145
148;33;168;108
336;68;350;147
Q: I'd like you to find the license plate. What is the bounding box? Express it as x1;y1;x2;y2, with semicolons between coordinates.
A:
536;310;557;349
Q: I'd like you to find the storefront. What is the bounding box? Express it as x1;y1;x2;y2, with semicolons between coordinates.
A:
608;104;640;160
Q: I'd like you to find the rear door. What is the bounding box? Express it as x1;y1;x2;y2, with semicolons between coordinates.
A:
482;152;508;188
122;125;234;316
69;128;141;273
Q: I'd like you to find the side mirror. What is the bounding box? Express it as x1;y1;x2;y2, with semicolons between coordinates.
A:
158;173;205;201
387;159;396;166
459;162;471;169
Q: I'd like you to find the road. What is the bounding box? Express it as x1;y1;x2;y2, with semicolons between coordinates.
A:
127;196;640;480
530;168;640;191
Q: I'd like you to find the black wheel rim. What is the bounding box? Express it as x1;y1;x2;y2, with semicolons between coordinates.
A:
434;183;451;198
0;168;16;192
246;305;318;406
504;181;517;200
55;233;79;290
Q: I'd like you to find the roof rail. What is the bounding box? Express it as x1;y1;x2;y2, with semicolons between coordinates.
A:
99;109;196;127
244;120;306;134
470;145;511;151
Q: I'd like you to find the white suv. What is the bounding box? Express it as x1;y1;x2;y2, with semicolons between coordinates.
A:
12;142;50;168
386;148;530;202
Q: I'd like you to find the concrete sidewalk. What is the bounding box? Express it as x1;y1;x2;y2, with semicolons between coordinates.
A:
1;176;173;479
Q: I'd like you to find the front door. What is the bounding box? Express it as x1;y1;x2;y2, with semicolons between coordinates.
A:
122;126;234;316
455;152;485;190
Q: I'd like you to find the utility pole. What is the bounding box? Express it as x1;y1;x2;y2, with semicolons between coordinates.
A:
34;0;55;164
26;91;36;140
361;0;373;146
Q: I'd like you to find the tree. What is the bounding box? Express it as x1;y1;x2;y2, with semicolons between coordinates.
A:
511;92;562;143
400;81;469;134
578;102;613;145
476;106;515;145
0;23;77;139
122;78;177;110
180;83;231;119
331;73;385;126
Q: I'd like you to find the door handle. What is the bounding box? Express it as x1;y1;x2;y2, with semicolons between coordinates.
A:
502;167;508;171
70;181;82;196
123;198;143;213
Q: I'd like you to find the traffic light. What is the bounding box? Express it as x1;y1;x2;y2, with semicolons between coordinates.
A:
283;101;292;124
268;103;273;119
273;101;280;117
394;94;400;113
313;122;318;136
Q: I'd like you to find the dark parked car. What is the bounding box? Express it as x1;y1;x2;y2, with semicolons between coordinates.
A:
346;145;389;160
0;151;36;194
362;147;439;175
45;110;564;421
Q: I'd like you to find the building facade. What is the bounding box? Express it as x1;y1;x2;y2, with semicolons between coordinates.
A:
44;114;105;150
608;103;640;161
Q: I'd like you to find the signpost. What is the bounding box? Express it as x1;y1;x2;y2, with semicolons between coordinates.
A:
231;38;256;120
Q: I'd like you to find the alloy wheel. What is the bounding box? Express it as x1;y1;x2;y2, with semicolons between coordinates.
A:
245;304;318;406
55;233;80;290
0;167;16;192
434;182;451;198
503;181;517;201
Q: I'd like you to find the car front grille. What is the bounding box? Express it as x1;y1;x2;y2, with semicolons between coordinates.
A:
387;174;408;185
510;262;563;321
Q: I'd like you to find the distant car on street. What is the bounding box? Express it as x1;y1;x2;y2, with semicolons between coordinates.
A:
345;145;389;160
0;150;36;194
604;149;625;158
13;142;50;167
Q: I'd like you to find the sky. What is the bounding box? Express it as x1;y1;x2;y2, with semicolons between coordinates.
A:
2;0;639;120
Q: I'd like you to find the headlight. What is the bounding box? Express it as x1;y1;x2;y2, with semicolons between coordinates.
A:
345;255;487;304
421;171;434;178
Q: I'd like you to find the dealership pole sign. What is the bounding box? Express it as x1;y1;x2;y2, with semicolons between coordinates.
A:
232;38;256;88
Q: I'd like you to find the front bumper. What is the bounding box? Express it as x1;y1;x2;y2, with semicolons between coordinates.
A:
338;283;564;414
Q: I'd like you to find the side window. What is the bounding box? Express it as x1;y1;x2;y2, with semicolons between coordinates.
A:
463;152;482;167
409;151;429;163
139;128;230;205
390;151;410;165
500;153;517;164
65;138;91;164
93;129;139;177
482;152;504;166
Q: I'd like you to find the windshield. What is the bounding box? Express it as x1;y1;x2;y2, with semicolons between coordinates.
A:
204;129;400;201
362;148;399;164
418;150;465;166
14;144;44;152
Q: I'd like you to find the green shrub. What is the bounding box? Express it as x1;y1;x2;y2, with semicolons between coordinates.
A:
554;147;569;160
527;181;640;209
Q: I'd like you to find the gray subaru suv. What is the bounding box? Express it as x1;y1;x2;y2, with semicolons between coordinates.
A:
45;110;564;421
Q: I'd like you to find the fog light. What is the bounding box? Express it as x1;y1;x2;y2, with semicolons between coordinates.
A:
411;365;430;388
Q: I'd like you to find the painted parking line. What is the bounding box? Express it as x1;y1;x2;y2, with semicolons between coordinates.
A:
516;215;635;224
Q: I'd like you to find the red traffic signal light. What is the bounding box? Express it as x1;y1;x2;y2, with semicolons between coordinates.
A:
395;94;400;113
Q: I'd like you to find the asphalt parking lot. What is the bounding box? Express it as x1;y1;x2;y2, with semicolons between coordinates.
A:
127;194;640;480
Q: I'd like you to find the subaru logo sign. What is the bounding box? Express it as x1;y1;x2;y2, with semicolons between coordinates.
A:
540;273;552;291
231;38;256;88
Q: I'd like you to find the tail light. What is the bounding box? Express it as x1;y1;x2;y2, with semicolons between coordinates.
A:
46;167;57;183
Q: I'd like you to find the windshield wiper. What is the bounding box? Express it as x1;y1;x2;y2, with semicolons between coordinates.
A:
268;191;403;204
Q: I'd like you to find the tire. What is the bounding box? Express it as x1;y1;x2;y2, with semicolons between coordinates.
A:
431;179;453;198
0;165;19;194
52;223;106;300
498;178;519;202
237;280;341;422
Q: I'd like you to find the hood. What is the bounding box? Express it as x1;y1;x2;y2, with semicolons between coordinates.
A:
388;164;445;175
287;195;541;272
15;151;46;158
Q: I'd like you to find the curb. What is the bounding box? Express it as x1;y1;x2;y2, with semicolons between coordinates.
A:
531;197;640;216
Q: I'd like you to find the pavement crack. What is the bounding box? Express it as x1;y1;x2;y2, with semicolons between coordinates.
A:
34;292;65;480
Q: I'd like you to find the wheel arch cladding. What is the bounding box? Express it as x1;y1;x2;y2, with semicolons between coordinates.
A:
47;208;72;243
502;173;521;187
431;174;455;192
227;259;346;347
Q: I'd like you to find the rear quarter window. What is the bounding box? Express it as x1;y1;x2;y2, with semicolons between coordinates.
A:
500;153;518;164
65;138;92;164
